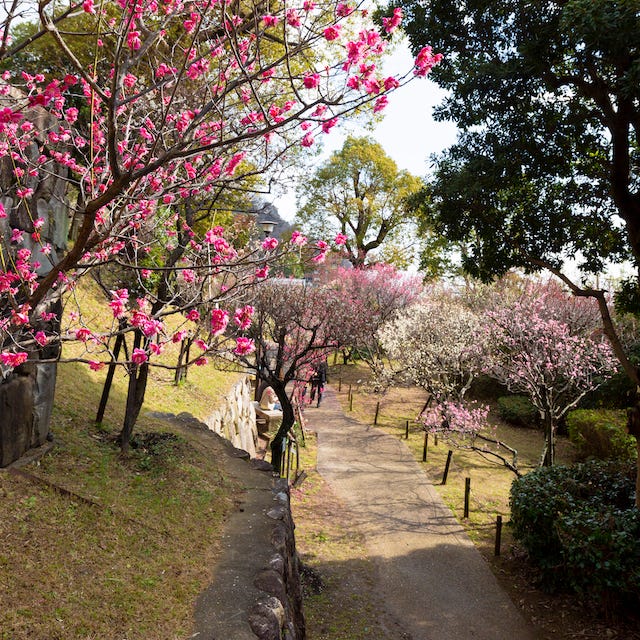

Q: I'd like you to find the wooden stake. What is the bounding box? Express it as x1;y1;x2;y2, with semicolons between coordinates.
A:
464;477;471;518
441;450;453;485
373;401;380;425
405;420;409;440
495;515;503;556
422;432;428;462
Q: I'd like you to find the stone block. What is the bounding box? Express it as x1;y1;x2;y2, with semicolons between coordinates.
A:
0;375;34;466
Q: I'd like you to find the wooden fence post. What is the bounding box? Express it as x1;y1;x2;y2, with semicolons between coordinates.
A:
495;515;503;557
464;477;471;518
422;432;428;462
441;450;453;485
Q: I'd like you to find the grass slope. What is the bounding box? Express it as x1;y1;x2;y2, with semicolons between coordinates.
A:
0;282;242;639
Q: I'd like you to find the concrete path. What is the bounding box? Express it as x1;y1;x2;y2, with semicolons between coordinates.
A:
304;387;540;640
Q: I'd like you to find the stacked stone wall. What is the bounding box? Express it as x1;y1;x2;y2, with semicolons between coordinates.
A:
203;376;259;457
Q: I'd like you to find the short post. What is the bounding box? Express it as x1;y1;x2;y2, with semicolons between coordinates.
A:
422;432;428;462
338;378;342;392
183;341;191;381
434;433;438;447
373;401;380;425
349;389;353;412
405;420;409;440
495;515;503;557
441;450;453;485
463;477;471;518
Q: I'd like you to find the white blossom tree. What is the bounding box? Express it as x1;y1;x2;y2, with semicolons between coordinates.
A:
380;289;488;405
379;289;491;447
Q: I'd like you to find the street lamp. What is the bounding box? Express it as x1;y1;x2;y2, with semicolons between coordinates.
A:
258;217;278;237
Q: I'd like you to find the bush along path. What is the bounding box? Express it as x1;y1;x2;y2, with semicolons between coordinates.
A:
303;386;540;640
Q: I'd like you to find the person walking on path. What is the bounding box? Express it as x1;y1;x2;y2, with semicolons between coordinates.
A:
304;385;540;640
309;360;328;407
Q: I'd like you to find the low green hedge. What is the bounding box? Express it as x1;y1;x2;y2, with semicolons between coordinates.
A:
510;461;638;612
497;395;539;428
566;409;637;462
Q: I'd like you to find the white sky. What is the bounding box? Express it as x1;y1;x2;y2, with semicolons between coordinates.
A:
272;40;459;222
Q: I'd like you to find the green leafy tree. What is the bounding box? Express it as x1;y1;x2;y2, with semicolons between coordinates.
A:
296;136;424;268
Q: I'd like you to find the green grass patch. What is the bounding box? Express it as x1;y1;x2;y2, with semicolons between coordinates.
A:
0;283;242;639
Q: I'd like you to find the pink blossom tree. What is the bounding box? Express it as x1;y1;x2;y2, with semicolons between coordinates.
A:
0;1;442;456
485;282;618;466
230;276;347;472
321;262;422;376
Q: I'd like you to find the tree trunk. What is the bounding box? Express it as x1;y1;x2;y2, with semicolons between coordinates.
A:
96;331;124;423
626;408;640;507
174;338;188;385
269;382;295;474
119;330;149;453
542;413;555;467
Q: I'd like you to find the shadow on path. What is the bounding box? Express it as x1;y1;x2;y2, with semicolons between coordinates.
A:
303;387;540;640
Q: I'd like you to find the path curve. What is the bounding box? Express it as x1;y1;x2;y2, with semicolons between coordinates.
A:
304;387;540;640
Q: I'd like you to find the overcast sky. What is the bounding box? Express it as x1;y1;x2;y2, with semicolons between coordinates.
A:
272;39;459;222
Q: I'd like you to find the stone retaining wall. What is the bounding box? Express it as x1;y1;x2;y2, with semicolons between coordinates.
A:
248;477;305;640
203;376;259;458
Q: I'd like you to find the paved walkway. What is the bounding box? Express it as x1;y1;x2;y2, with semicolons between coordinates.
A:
304;387;540;640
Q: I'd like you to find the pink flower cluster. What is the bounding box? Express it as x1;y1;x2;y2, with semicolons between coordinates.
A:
234;336;255;355
210;309;230;336
421;401;489;435
414;46;444;77
0;351;28;368
234;305;254;330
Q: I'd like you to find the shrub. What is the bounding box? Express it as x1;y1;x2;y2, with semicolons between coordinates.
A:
567;409;636;462
510;461;638;611
497;395;539;428
469;374;508;400
557;507;640;609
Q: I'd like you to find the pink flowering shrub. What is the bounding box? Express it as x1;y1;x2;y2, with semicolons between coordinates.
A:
421;401;489;435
